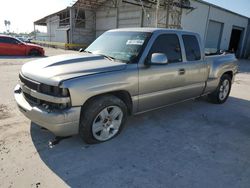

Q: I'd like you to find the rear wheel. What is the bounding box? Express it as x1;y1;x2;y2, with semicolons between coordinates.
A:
207;74;232;104
79;95;128;144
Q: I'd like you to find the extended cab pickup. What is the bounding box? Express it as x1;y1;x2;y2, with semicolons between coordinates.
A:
14;28;238;144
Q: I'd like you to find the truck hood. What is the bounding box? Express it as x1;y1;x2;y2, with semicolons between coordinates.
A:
21;53;127;86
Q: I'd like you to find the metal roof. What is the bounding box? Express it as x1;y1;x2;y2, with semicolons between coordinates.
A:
72;0;110;9
34;0;249;26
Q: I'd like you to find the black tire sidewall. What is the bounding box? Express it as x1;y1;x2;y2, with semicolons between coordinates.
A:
29;49;40;56
79;95;128;144
214;75;232;104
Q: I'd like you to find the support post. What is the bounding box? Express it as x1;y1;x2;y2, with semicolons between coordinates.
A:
155;0;160;27
166;0;170;28
33;24;36;40
140;8;144;27
115;0;119;28
69;7;74;44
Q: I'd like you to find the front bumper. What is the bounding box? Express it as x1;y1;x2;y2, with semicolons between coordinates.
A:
14;84;81;136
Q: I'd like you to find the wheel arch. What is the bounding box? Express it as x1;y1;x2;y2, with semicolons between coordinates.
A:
81;90;133;116
222;71;233;80
28;48;41;56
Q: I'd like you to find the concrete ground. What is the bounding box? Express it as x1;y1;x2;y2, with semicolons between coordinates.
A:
0;48;250;188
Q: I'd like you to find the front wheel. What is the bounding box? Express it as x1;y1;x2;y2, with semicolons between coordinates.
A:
29;49;41;56
79;95;128;144
207;74;232;104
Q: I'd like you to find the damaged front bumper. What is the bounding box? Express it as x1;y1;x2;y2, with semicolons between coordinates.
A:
14;84;81;136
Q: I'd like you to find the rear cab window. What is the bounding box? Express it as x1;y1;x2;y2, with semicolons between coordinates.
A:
182;35;201;61
149;34;182;63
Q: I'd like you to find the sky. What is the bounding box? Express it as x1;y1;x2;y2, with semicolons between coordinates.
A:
0;0;249;33
0;0;73;33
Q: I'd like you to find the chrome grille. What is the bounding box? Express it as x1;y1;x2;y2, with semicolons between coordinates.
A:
19;74;40;91
19;74;71;110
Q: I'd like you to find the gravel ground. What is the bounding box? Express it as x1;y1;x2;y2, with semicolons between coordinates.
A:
0;48;250;188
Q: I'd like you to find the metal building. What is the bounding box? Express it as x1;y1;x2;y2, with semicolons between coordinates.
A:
34;0;250;58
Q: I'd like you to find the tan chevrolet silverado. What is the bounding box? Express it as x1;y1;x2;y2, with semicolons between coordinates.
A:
14;28;238;144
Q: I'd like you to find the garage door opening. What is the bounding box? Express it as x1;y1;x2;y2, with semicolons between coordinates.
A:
205;20;224;50
229;27;243;57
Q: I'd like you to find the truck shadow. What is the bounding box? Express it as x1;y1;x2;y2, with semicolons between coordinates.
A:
30;96;250;188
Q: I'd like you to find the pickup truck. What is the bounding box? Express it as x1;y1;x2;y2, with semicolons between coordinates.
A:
14;28;238;144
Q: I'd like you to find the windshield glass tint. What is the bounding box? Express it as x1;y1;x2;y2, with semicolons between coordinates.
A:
85;31;151;63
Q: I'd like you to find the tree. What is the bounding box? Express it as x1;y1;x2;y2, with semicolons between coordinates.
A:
29;29;41;37
4;20;11;32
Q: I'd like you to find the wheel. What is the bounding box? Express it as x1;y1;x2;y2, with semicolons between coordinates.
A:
207;74;232;104
29;49;41;56
79;95;128;144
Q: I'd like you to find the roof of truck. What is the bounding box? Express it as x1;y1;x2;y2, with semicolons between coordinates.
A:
108;27;198;35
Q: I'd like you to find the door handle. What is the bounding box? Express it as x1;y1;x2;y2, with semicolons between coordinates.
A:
178;68;185;75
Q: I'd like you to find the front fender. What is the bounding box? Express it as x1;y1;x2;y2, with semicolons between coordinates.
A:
61;64;138;108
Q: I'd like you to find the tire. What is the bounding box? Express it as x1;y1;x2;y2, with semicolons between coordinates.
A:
79;95;128;144
29;49;41;56
207;74;232;104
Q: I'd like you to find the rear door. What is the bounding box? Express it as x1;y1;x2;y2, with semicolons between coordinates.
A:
181;34;208;95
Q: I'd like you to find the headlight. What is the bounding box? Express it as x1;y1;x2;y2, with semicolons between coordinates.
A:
61;88;69;97
39;84;71;111
40;84;70;97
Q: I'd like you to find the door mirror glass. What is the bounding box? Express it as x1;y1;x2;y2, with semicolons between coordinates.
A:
150;53;168;65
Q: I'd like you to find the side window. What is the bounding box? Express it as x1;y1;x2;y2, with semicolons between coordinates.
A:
8;38;19;44
0;37;19;44
149;34;182;63
182;35;201;61
0;37;10;43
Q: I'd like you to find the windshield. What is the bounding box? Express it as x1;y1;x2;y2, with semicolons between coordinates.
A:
85;31;151;63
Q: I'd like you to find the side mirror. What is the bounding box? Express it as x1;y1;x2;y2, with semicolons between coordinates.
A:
79;48;84;52
150;53;168;65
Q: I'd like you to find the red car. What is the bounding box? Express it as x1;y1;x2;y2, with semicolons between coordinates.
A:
0;35;44;56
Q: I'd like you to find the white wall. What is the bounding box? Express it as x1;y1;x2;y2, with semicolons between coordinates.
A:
46;16;69;43
96;6;117;37
117;3;142;28
181;1;209;40
35;32;48;41
95;1;162;37
96;1;143;37
72;10;96;44
46;16;60;42
208;6;248;51
44;9;96;45
182;0;248;56
55;28;68;43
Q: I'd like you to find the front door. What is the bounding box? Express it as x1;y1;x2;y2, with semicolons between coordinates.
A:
0;37;26;56
138;33;207;112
